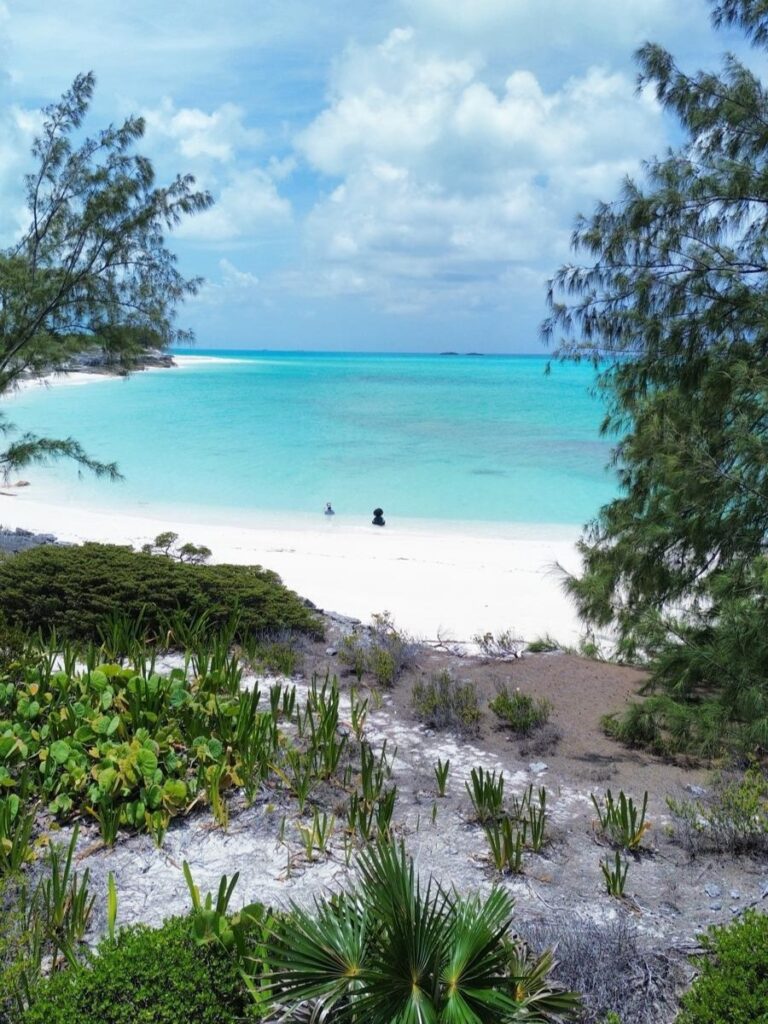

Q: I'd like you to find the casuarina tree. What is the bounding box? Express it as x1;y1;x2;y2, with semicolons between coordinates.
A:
0;72;212;478
544;1;768;755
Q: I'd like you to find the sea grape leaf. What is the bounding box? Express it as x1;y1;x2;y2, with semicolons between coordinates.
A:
50;739;71;764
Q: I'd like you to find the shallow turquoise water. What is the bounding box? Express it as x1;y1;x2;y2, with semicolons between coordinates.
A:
4;351;615;526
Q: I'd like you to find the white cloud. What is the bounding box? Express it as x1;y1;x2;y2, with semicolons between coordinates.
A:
297;29;476;176
177;167;292;242
192;258;261;306
291;27;665;312
0;0;729;344
143;98;264;162
0;105;41;245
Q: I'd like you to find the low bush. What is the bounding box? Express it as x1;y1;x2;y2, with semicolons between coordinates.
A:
1;656;359;846
676;911;768;1024
0;617;27;675
601;686;767;761
240;636;300;676
21;916;252;1024
489;684;551;735
411;670;481;736
339;614;418;687
0;543;322;644
472;629;524;659
518;722;562;757
522;916;682;1024
666;765;768;856
0;662;244;842
526;635;561;653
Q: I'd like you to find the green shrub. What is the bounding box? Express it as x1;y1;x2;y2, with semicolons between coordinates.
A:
1;659;357;846
0;617;27;676
339;615;417;688
0;543;322;643
0;659;283;843
667;765;768;856
526;635;561;653
368;613;417;685
411;670;481;736
676;911;768;1024
22;916;253;1024
241;638;299;676
489;685;551;735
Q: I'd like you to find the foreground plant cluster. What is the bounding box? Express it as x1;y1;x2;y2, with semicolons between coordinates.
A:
0;542;580;1023
0;542;766;1023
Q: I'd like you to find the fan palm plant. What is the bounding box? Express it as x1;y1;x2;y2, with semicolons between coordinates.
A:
262;841;579;1023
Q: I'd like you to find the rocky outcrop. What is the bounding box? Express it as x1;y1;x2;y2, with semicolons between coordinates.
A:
63;348;176;373
0;526;62;554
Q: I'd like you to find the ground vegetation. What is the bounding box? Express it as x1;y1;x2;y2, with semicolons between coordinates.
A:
0;542;321;644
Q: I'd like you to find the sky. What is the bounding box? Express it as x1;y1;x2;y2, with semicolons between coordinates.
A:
0;1;757;352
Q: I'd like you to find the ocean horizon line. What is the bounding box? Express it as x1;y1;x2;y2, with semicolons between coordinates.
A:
172;346;554;359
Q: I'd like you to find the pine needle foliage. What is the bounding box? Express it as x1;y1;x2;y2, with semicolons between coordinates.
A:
544;1;768;756
0;72;211;478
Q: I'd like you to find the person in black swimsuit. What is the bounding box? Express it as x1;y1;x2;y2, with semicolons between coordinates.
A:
372;507;385;526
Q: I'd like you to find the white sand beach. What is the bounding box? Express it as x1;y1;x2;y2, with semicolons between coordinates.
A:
0;490;585;645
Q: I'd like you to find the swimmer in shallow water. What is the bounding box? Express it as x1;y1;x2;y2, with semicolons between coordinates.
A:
324;502;335;515
372;507;385;526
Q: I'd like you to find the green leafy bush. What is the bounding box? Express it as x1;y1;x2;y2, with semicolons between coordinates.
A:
21;916;252;1024
411;670;481;736
0;659;359;846
526;635;561;653
489;685;551;735
0;543;322;644
676;911;768;1024
0;657;286;843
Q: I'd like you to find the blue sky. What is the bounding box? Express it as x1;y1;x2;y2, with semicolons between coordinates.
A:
0;1;756;352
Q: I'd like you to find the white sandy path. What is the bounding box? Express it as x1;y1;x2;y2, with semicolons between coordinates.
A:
0;492;584;645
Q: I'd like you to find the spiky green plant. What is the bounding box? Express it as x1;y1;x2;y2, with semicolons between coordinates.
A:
591;789;650;850
263;841;580;1023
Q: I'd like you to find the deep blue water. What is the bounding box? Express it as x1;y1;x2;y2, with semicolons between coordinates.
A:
4;350;615;526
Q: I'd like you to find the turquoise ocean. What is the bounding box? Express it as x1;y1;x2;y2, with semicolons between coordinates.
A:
4;351;615;529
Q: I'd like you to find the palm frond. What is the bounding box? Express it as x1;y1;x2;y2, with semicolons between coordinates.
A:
266;894;367;1020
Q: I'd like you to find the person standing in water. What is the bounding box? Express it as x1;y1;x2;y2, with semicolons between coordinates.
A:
372;507;385;526
324;502;335;515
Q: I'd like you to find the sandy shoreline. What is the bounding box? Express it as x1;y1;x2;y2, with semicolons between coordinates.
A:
0;490;585;645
